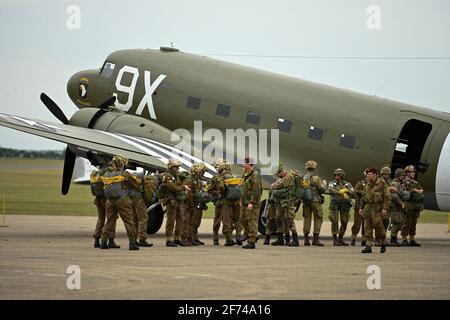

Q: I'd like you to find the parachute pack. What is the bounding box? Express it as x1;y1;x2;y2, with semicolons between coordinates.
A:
102;171;127;200
89;170;105;197
224;177;242;201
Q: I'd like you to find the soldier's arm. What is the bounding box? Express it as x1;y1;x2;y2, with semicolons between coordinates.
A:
249;173;262;204
382;183;390;211
123;171;141;189
163;175;184;193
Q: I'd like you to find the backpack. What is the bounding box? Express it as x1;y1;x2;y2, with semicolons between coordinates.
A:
224;176;242;201
102;171;127;200
143;175;158;205
90;170;104;197
294;175;305;200
301;173;313;202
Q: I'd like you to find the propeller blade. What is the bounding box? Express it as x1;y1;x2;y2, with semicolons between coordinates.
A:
40;93;69;124
61;147;76;195
98;96;116;110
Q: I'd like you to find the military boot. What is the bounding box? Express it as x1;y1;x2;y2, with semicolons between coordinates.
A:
224;240;235;246
181;239;193;246
332;234;340;246
288;233;300;247
338;235;348;246
213;239;219;245
350;239;356;246
312;233;324;246
236;235;243;246
166;240;177;247
129;242;140;250
304;233;311;246
388;236;400;247
100;241;109;249
137;240;154;247
242;242;255;249
271;234;284;246
284;234;291;246
380;244;387;253
108;239;120;249
193;239;205;245
409;240;421;247
401;239;410;246
264;235;270;245
174;239;184;246
361;245;372;253
94;237;101;248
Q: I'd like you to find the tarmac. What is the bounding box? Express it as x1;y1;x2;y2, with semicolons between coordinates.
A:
0;215;449;300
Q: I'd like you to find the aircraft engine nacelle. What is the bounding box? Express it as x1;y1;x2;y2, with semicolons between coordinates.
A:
67;107;175;165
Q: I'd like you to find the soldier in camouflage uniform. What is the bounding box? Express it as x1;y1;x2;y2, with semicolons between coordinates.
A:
160;159;190;247
350;171;367;246
379;167;393;227
90;165;118;248
401;165;424;247
100;155;140;251
302;160;326;246
240;157;262;249
388;168;406;246
129;172;153;247
184;163;208;245
327;168;354;246
271;165;299;246
359;168;390;254
220;162;242;246
207;159;225;245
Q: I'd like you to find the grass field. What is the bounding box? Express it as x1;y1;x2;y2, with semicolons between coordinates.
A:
0;157;448;223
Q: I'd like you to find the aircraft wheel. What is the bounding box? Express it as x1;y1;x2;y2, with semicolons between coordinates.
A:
258;199;267;235
146;200;165;234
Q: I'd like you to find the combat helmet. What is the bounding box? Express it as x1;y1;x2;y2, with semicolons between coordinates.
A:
394;168;405;177
305;160;317;170
333;168;345;177
191;162;207;175
212;158;224;170
167;158;182;169
112;155;128;168
218;162;231;173
380;166;391;175
405;165;415;173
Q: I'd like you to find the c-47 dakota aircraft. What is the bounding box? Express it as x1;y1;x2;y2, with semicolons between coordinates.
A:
1;47;449;233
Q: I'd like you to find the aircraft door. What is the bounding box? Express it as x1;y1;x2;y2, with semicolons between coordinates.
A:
391;119;432;176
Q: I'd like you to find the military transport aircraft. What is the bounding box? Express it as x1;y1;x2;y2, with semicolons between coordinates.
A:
1;47;449;233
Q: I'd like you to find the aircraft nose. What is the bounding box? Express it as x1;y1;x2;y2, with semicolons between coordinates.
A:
67;70;92;108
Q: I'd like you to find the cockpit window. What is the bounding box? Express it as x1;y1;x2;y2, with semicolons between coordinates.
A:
100;61;115;78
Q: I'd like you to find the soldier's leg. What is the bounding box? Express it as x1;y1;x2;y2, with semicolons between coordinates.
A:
363;216;374;245
275;203;284;235
303;203;313;245
131;198;139;237
287;205;299;246
247;206;259;243
373;212;387;246
93;197;106;239
312;202;324;246
176;203;190;245
135;197;149;242
181;204;192;242
101;200;119;245
328;208;339;236
351;205;361;240
222;203;234;243
408;206;421;246
338;209;349;246
401;207;413;243
191;207;203;242
212;205;222;244
232;202;242;239
165;203;176;242
116;197;138;246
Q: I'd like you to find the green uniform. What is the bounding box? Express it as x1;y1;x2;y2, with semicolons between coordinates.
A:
351;179;366;240
380;176;392;230
328;179;354;237
272;173;296;235
389;178;405;237
360;177;390;245
302;170;325;236
221;170;242;241
161;170;187;242
401;176;424;240
240;168;262;243
264;192;276;236
184;172;206;242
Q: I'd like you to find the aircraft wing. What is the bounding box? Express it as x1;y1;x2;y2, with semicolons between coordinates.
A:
0;113;216;178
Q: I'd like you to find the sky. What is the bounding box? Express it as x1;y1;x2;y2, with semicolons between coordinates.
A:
0;0;449;150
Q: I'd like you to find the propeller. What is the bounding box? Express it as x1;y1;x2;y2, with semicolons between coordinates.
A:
40;92;115;195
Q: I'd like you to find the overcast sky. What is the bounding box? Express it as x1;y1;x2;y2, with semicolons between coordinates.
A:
1;0;449;150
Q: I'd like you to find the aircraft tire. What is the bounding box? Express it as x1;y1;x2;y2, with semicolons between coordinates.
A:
146;200;165;234
258;199;267;235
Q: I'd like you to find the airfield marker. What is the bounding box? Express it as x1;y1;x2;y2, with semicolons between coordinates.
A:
1;195;8;227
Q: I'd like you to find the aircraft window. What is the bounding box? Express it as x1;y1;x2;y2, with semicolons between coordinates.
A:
246;112;261;125
340;133;356;149
186;96;201;110
216;104;231;117
100;62;115;78
308;126;324;140
277;118;292;133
